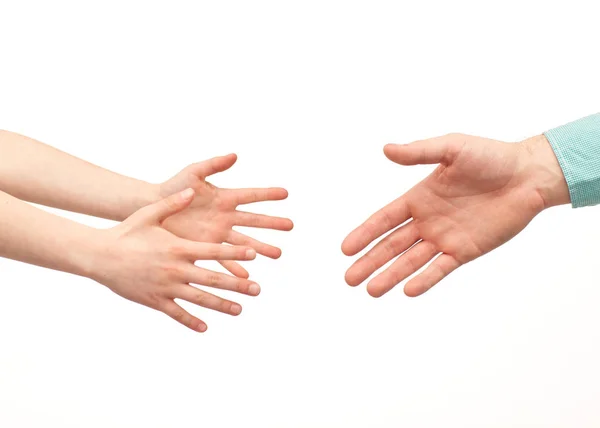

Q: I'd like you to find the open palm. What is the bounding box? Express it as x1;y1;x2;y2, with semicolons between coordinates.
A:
160;154;293;278
342;134;551;298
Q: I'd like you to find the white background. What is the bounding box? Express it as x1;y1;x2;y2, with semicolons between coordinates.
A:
1;1;600;427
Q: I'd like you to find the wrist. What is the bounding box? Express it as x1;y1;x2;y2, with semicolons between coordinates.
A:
518;134;570;209
68;227;111;280
116;180;161;221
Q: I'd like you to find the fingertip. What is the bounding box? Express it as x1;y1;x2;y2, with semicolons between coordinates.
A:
231;304;243;316
404;280;429;298
404;289;424;298
204;153;237;175
366;282;385;298
221;153;238;169
197;322;208;333
260;246;282;259
285;219;294;231
344;270;361;287
248;283;261;296
383;143;402;160
180;187;195;200
271;248;283;259
272;188;288;200
341;240;357;257
245;248;257;260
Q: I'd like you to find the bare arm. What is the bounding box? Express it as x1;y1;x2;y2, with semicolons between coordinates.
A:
0;188;259;332
0;130;155;221
0;130;293;278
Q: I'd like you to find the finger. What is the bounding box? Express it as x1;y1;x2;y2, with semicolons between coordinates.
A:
183;242;256;261
189;154;237;178
345;222;420;286
404;254;461;297
341;198;410;256
227;230;282;259
234;211;294;231
367;241;438;298
226;187;289;205
161;300;207;333
383;134;465;166
175;285;243;316
185;265;260;296
219;261;250;279
135;188;195;224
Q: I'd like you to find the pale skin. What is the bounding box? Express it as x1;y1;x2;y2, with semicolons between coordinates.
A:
342;133;571;298
0;130;293;279
0;129;573;322
0;130;292;331
0;188;257;332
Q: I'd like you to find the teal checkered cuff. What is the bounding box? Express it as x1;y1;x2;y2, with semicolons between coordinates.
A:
544;113;600;208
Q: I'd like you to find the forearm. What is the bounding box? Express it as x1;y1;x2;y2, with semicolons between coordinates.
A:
0;130;158;221
0;189;100;277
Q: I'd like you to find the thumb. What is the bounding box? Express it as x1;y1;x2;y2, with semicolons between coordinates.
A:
384;134;463;166
188;153;237;179
137;188;195;224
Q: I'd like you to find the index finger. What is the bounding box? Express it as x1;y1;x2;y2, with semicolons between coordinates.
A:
341;197;411;256
184;242;257;261
226;187;289;205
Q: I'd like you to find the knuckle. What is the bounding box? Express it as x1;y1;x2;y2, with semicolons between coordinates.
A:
167;244;188;258
236;281;250;294
403;253;418;273
206;274;221;287
380;210;394;229
431;262;446;278
363;220;378;235
359;255;378;276
172;309;186;321
204;246;220;259
220;300;233;313
246;216;260;227
382;238;397;256
146;292;162;309
194;293;207;305
160;263;184;279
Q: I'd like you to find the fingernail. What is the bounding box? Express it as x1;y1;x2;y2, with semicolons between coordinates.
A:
231;304;242;315
181;188;194;199
245;248;256;259
197;323;207;332
248;283;260;296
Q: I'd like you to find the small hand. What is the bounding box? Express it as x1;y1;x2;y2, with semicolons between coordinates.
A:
92;188;260;332
342;133;569;298
158;154;293;278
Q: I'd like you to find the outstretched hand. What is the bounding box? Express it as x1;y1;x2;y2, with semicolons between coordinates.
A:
92;189;260;332
159;154;293;278
342;133;569;298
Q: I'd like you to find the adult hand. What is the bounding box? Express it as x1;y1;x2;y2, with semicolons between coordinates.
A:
342;133;569;298
159;154;293;278
90;188;260;332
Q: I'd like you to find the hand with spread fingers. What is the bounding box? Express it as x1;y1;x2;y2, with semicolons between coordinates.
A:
95;188;262;332
0;130;293;331
159;154;294;278
342;133;570;298
0;186;260;333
